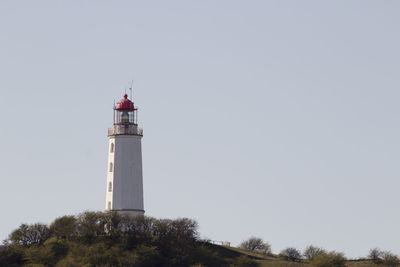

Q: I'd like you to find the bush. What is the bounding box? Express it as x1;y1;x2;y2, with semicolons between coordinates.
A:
190;245;226;266
280;247;302;262
239;237;271;254
118;214;155;249
382;251;400;267
23;238;69;266
133;245;163;267
49;216;77;240
1;212;207;266
76;211;105;244
0;245;25;266
310;251;346;267
8;223;50;247
304;245;325;261
368;248;383;264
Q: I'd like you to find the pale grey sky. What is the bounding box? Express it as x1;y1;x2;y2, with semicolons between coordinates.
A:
1;1;400;258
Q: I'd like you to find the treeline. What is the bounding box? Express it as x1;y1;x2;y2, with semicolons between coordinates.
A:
0;211;244;267
4;213;399;267
240;237;400;267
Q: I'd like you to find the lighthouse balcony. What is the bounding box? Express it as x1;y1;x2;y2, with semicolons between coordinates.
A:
108;125;143;136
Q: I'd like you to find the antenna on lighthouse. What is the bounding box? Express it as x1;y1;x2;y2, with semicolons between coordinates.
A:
113;100;116;124
129;80;134;100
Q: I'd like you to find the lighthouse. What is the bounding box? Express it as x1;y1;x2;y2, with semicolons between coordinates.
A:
105;94;144;216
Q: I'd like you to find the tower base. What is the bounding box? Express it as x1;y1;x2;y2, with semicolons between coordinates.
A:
109;209;145;217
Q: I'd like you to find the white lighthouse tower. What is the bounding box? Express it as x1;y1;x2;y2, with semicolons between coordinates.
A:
105;94;144;216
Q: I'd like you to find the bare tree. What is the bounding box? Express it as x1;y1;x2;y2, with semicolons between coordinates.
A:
304;245;325;261
280;247;302;262
382;251;400;267
368;248;383;264
239;237;271;254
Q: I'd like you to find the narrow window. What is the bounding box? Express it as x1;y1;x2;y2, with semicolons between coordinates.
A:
108;201;111;210
110;143;114;153
109;162;113;172
108;182;112;192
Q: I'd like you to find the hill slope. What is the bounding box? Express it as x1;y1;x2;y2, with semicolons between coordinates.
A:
0;211;384;267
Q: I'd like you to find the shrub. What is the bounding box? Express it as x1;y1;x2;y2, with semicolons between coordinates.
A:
280;247;302;262
0;212;226;266
119;214;155;249
76;211;105;244
239;237;271;254
191;245;226;266
368;248;383;264
0;245;25;266
49;216;77;240
310;251;346;267
23;238;69;266
304;245;325;261
382;251;400;267
133;245;163;267
8;223;50;247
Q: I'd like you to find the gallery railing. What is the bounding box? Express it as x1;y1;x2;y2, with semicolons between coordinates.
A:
108;125;143;136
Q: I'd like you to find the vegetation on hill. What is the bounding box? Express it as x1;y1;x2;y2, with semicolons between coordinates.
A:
1;212;399;267
0;211;256;267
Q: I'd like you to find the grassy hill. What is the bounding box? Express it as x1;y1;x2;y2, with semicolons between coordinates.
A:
0;211;393;266
205;245;379;267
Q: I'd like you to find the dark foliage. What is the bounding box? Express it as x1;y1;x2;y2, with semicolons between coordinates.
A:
0;245;24;267
0;211;254;267
49;215;77;240
367;248;400;266
280;247;302;262
8;223;50;247
381;251;400;267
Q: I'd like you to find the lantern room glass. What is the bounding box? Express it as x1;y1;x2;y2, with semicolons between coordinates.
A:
113;109;138;125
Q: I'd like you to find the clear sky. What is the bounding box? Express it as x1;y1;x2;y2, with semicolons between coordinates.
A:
1;0;400;258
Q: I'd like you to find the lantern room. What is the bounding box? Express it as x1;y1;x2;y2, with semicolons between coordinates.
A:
113;94;138;125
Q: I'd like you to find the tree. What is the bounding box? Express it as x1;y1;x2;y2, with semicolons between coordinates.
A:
2;211;263;266
280;247;302;262
102;211;123;241
0;245;25;267
133;245;163;267
170;218;199;247
119;215;155;249
304;245;325;261
8;223;50;247
368;248;383;264
153;218;199;265
239;237;271;254
23;238;68;266
49;216;77;240
310;251;346;267
76;211;105;244
382;251;400;267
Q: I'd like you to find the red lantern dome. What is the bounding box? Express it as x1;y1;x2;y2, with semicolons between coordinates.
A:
115;94;134;111
109;93;141;135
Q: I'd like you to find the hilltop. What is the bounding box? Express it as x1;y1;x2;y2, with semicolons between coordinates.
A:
0;211;393;266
